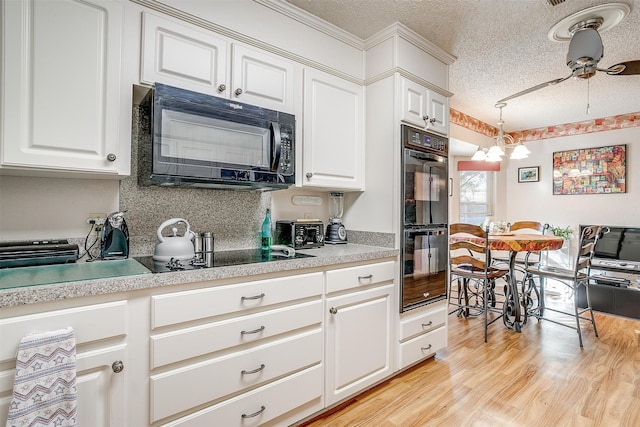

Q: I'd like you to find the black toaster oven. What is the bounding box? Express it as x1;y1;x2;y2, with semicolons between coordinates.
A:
275;220;324;249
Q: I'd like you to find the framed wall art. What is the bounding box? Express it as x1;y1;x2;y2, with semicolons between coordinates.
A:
518;166;539;183
552;144;626;195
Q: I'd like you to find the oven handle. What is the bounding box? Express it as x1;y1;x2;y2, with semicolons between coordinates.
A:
404;227;447;236
405;148;447;163
270;122;282;172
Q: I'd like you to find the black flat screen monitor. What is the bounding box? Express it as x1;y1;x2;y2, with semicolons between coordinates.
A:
580;225;640;262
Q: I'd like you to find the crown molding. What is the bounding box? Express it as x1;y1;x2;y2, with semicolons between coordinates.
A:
364;22;456;66
254;0;364;49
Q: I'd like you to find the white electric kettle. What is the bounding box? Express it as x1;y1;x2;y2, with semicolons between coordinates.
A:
153;218;196;261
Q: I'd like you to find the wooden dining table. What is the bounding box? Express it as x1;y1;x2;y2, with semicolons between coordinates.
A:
450;233;565;332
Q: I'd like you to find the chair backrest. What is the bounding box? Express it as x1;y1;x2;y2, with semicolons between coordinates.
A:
449;223;489;272
574;225;607;273
508;221;549;234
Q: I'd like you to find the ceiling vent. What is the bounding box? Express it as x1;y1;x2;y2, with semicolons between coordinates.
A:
546;0;567;6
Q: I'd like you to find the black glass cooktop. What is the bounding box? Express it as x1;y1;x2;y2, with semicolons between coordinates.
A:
135;249;314;273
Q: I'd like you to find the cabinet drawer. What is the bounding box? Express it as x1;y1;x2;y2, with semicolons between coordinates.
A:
398;326;447;368
0;301;127;362
399;303;447;341
151;272;323;328
326;261;395;294
161;365;323;427
150;299;322;368
150;329;322;422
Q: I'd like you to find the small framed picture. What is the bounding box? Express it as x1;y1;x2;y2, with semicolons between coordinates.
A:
518;166;539;183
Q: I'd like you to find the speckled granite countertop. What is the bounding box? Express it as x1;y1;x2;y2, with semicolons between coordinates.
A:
0;244;398;308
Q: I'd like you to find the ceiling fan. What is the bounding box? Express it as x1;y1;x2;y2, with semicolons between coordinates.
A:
498;8;640;104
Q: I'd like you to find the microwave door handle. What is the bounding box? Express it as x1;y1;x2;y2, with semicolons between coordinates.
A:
270;122;282;172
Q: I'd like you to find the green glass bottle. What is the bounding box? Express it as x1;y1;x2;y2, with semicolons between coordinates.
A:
261;208;272;251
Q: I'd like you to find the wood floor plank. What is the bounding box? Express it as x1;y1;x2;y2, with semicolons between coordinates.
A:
299;310;640;426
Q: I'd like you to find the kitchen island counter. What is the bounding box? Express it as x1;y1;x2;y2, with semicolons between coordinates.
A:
0;244;398;308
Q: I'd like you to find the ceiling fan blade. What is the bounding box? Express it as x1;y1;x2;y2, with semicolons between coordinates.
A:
497;74;572;103
606;60;640;75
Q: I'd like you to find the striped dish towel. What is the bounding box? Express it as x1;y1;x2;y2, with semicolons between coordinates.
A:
6;327;78;427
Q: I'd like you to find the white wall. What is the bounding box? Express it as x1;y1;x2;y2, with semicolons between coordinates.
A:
504;127;638;231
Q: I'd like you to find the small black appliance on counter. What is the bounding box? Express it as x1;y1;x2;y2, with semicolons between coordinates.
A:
0;240;79;268
275;220;324;249
101;211;129;260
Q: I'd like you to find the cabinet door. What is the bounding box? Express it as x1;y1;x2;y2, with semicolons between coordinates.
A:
141;12;228;96
302;68;364;190
400;77;428;128
400;77;449;136
427;90;449;136
76;345;127;427
231;44;295;113
1;0;124;174
325;284;394;406
0;301;128;427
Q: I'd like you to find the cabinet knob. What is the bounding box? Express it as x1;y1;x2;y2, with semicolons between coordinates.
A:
235;88;243;96
329;307;338;315
218;84;226;93
112;360;124;373
306;172;313;179
106;153;117;162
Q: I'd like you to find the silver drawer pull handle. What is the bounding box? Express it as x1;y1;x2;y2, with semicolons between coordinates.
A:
421;344;432;351
241;293;265;301
358;274;373;281
241;364;266;375
241;326;265;335
421;321;433;328
242;405;266;419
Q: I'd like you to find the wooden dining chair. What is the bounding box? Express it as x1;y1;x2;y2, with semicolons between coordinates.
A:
448;223;509;342
521;225;606;347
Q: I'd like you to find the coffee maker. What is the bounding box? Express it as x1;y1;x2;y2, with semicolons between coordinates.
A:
101;211;130;259
325;192;347;244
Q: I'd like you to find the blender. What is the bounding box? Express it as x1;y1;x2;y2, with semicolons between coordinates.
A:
325;192;347;244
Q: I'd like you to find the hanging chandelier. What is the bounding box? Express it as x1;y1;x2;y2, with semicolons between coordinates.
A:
472;102;530;161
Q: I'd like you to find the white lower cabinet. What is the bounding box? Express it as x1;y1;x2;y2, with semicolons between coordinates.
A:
397;300;448;369
0;301;129;427
161;365;323;427
148;272;324;425
324;261;395;406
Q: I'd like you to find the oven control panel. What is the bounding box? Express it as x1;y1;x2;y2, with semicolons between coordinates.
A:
402;125;448;155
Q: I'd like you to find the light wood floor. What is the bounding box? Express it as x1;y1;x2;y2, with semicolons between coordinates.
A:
300;306;640;426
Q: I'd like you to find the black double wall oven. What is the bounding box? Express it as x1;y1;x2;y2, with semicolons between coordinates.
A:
401;125;449;312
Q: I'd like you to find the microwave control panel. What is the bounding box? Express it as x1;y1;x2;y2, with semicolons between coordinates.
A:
278;123;294;175
402;125;448;156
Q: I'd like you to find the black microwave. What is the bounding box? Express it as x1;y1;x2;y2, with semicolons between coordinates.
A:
137;83;295;191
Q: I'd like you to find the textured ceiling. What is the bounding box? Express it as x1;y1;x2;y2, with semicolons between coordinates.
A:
285;0;640;132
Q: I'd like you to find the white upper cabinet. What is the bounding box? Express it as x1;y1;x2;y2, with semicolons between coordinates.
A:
1;0;127;175
302;68;364;191
141;12;228;96
141;12;295;113
400;77;449;136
